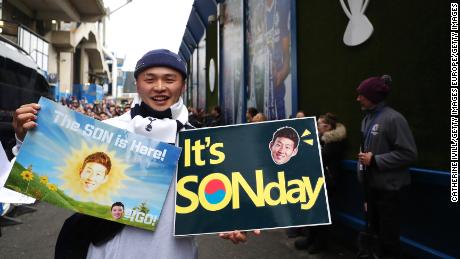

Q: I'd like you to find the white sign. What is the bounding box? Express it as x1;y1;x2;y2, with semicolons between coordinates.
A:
209;58;216;93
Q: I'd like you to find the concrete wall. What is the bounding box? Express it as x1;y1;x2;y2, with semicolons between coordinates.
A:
80;46;89;84
45;32;59;76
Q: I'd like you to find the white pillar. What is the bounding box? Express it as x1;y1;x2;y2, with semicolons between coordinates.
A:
59;52;73;95
80;47;89;84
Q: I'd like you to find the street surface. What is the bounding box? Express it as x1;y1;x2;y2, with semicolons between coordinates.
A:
0;202;355;259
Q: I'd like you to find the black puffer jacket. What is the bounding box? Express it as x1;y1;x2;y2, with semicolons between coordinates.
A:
320;123;347;192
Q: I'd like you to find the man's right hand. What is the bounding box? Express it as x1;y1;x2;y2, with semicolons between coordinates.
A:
13;103;40;141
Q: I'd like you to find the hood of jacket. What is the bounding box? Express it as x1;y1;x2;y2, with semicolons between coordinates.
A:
321;123;347;144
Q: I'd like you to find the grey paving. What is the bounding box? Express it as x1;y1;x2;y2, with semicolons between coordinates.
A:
197;229;355;259
0;202;355;259
0;202;72;259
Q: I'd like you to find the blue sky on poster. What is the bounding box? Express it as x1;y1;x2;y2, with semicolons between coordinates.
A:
104;0;193;71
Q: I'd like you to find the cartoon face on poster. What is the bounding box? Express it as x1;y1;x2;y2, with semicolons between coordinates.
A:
175;117;330;235
5;97;181;231
268;126;300;165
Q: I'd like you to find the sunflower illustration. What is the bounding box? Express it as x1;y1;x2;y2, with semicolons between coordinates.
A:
40;176;49;184
47;183;58;192
21;170;34;181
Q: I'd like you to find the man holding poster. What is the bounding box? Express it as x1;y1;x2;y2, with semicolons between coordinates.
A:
12;49;254;259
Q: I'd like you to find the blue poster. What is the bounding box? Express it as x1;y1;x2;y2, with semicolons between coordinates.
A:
5;97;181;231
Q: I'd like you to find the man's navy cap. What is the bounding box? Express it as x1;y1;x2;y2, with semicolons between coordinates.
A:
134;49;187;79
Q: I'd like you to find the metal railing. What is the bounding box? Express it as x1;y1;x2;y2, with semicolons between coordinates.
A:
17;24;49;72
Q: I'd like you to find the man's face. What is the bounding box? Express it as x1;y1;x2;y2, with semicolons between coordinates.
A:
357;94;375;110
270;137;298;165
111;206;124;220
136;67;185;111
80;162;108;192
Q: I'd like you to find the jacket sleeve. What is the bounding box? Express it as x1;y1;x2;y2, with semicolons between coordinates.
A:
11;135;23;156
55;213;125;258
374;115;417;171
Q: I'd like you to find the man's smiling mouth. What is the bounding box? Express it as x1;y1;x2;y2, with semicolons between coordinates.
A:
151;96;169;101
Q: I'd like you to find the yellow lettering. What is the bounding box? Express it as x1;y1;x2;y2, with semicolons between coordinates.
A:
264;171;287;206
210;143;225;165
184;139;191;167
286;179;306;204
232;170;265;209
192;140;206;166
176;175;199;214
300;177;324;210
176;172;326;214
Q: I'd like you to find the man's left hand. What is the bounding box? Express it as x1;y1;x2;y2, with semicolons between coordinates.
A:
358;152;373;166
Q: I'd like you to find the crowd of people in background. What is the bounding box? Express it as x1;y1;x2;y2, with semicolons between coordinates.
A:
187;105;223;128
59;96;132;121
60;97;314;129
58;96;275;128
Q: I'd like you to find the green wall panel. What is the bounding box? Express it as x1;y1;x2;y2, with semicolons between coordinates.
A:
296;0;449;170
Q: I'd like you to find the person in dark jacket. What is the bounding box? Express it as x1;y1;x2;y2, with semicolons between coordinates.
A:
356;75;417;258
294;113;347;254
206;106;223;127
188;107;203;128
318;113;347;192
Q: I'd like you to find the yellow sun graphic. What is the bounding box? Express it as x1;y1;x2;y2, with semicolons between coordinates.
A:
58;142;130;203
21;170;34;181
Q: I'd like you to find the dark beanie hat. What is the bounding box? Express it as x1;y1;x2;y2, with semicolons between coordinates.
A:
356;75;391;104
134;49;187;79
